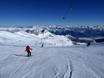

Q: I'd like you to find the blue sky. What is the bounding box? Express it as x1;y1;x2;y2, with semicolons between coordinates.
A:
0;0;104;26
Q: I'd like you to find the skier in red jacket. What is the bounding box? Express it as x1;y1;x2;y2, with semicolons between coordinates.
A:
25;45;32;57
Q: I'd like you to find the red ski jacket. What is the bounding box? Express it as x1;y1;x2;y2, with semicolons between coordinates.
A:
25;46;32;52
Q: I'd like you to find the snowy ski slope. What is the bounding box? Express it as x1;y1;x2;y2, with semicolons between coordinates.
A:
0;44;104;78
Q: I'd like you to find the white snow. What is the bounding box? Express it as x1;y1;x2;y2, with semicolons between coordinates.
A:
0;29;104;78
0;30;73;47
0;44;104;78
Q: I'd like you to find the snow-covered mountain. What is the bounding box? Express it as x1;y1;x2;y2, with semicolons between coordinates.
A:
0;28;73;47
0;25;104;47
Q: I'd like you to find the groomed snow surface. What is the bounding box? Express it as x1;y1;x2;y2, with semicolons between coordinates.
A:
0;30;104;78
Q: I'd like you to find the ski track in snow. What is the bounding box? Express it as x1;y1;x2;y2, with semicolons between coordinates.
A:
0;45;104;78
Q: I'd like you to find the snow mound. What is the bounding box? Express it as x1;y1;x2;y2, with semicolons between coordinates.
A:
38;31;72;46
0;30;73;47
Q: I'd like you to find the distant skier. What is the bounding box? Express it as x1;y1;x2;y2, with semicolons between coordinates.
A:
41;29;45;33
86;42;91;47
41;43;44;47
25;45;32;57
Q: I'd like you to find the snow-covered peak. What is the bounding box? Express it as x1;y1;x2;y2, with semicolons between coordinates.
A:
38;30;55;38
0;29;73;47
